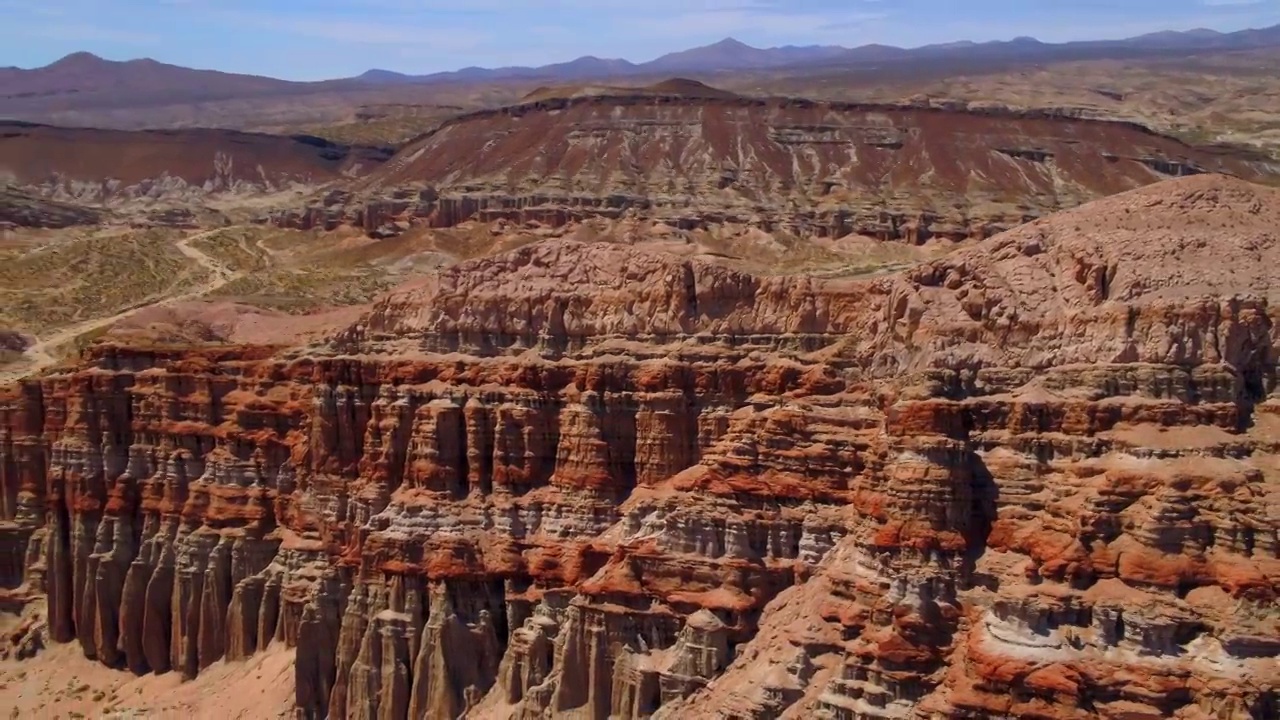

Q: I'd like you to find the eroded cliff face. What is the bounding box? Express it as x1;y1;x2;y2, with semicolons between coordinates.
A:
1;175;1278;720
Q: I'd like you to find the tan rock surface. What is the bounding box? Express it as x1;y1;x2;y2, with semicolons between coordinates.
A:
0;174;1276;719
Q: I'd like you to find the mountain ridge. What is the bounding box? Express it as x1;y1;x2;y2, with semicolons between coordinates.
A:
0;50;358;113
5;23;1280;133
352;23;1280;84
7;23;1280;90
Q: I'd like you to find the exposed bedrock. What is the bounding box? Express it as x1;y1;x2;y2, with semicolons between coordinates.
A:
1;176;1278;719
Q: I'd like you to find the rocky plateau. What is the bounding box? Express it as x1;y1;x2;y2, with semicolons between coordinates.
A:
0;173;1276;720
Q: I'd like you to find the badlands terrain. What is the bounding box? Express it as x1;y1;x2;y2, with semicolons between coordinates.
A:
1;28;1279;720
7;78;1276;380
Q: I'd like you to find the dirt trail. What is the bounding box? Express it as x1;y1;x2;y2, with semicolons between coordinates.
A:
0;228;240;383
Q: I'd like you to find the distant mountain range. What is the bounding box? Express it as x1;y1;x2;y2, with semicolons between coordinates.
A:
352;24;1280;84
2;23;1280;128
356;39;854;84
0;51;342;112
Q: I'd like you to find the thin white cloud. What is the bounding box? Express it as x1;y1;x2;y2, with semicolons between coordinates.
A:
25;23;159;45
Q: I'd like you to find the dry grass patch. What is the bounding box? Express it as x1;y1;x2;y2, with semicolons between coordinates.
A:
0;228;209;334
190;227;273;272
207;266;398;313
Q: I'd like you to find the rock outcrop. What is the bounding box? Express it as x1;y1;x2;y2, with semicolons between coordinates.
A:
267;95;1280;243
1;175;1278;719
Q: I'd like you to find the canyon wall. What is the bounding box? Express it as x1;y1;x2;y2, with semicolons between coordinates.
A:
1;176;1278;719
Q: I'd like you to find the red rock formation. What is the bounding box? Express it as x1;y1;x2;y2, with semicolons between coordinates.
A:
1;175;1277;719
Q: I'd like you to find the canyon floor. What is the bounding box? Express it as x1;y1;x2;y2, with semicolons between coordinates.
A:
0;641;296;719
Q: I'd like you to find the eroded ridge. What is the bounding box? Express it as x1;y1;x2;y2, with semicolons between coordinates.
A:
1;175;1277;720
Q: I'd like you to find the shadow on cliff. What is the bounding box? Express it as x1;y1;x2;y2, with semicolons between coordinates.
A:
1236;363;1272;432
962;452;999;592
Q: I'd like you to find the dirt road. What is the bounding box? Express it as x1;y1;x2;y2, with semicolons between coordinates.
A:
0;228;240;383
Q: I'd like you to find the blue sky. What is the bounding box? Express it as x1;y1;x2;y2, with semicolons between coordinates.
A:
3;0;1280;80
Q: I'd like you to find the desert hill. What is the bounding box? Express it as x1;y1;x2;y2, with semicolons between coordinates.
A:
0;174;1276;720
275;93;1280;243
0;121;393;202
864;173;1280;371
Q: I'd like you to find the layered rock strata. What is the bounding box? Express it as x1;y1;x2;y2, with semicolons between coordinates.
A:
268;95;1280;242
1;175;1278;719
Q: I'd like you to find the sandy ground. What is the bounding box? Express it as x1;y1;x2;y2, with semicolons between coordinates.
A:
0;642;296;719
112;299;366;346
